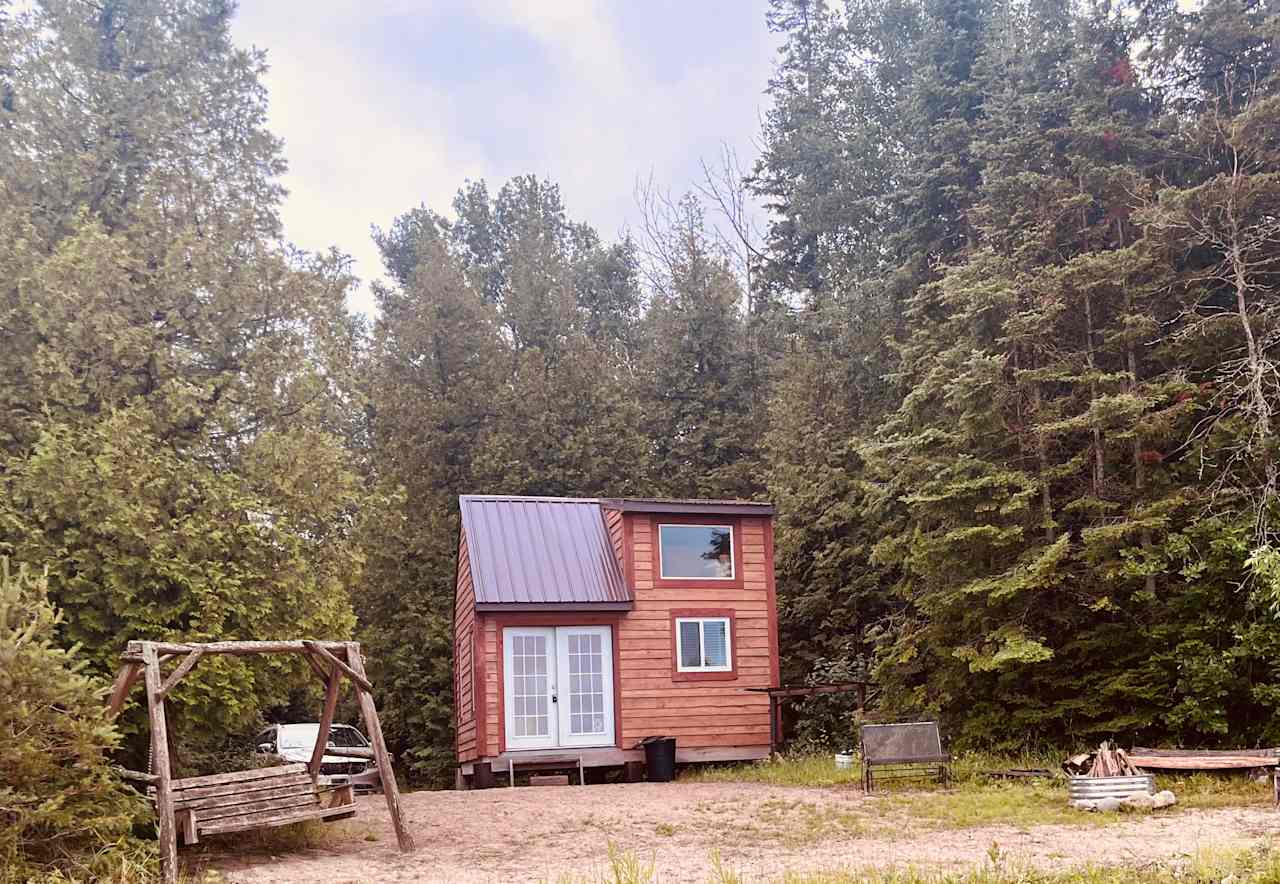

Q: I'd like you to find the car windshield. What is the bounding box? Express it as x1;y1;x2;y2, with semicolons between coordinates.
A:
276;724;368;750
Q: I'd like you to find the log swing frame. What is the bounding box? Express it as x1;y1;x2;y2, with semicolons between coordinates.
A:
107;639;415;883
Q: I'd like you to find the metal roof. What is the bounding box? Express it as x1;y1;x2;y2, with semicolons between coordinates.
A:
601;497;776;516
459;495;632;609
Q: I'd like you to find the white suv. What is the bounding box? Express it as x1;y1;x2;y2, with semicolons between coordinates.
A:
255;723;382;794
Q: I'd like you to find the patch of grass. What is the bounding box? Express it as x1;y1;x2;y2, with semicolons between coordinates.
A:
1154;771;1271;810
678;751;1270;832
776;844;1280;883
679;753;861;787
679;751;1064;790
190;817;372;859
653;822;678;837
688;796;878;848
550;844;1280;884
547;844;656;884
879;782;1115;831
761;799;871;846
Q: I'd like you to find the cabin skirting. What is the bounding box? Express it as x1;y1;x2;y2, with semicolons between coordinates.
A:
458;744;770;776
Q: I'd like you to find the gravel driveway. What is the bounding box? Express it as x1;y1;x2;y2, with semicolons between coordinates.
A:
198;782;1277;883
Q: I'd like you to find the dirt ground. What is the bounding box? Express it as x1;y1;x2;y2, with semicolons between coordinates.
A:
199;782;1278;883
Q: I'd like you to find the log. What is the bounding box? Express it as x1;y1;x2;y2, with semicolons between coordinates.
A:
303;650;331;682
157;649;203;699
1131;746;1279;758
123;640;350;659
142;645;178;884
174;780;315;810
115;767;160;784
319;746;375;759
106;663;143;719
171;763;309;790
177;809;198;846
346;642;414;852
310;668;343;780
1128;755;1279;770
172;773;314;803
305;641;373;693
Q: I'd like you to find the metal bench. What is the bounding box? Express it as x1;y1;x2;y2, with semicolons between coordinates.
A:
860;721;951;791
169;763;356;844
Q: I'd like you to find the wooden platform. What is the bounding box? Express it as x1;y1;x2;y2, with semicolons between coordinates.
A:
458;744;769;778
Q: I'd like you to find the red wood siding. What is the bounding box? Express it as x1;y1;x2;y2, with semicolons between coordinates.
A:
617;514;775;749
603;507;626;574
482;617;499;757
464;507;779;764
454;531;480;762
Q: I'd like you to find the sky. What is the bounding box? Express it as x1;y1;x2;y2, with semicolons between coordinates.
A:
230;0;779;316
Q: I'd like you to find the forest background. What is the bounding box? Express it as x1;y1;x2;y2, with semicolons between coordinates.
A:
2;0;1279;807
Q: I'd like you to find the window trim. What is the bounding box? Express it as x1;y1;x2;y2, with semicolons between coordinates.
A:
657;522;736;581
675;616;733;672
669;608;738;682
652;516;744;590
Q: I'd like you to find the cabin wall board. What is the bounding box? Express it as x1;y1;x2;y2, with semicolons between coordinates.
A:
616;514;775;749
454;531;479;762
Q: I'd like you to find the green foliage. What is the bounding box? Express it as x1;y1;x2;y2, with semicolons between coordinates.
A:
5;0;1280;819
0;557;155;881
0;0;364;769
756;0;1280;751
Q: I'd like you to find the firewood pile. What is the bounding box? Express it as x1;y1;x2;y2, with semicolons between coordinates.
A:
1062;741;1140;777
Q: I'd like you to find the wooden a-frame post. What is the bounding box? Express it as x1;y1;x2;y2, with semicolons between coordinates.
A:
345;641;414;851
140;644;179;884
107;639;415;884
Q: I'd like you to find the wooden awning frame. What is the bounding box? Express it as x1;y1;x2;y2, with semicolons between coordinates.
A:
107;639;415;883
744;681;878;754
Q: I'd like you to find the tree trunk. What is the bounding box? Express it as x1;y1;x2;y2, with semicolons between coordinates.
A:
1084;290;1104;494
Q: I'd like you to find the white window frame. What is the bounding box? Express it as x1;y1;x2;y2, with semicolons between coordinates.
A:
674;616;733;672
657;523;736;581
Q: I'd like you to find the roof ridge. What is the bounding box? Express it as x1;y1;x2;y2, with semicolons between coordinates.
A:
459;494;600;504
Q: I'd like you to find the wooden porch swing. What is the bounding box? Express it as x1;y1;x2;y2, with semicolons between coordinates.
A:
106;639;415;884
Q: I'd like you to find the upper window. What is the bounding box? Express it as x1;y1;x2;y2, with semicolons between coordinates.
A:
658;524;735;580
675;617;732;672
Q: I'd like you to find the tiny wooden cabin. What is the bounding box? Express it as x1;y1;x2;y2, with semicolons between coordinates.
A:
454;495;780;784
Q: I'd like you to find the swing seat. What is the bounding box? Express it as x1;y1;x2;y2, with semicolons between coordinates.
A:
168;763;357;844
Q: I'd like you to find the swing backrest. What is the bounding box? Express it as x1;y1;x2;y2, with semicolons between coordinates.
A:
169;763;355;842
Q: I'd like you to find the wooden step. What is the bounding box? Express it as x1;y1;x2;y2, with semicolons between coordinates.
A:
530;775;570;786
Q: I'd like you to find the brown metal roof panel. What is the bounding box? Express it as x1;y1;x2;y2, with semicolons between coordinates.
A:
601;497;776;516
458;496;630;607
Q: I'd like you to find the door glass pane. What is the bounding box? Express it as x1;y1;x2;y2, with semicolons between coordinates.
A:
703;620;728;667
512;634;549;738
678;620;702;668
565;631;606;735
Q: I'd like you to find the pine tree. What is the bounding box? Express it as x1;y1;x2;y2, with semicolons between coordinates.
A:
0;557;153;879
639;197;765;499
0;0;365;765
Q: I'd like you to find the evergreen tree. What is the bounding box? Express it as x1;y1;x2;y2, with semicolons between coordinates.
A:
0;0;365;765
0;557;152;879
639;197;765;499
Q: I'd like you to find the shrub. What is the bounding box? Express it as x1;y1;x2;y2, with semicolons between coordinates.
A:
0;558;155;881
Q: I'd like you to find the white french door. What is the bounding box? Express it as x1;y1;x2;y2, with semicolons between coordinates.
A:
503;627;557;750
503;625;615;751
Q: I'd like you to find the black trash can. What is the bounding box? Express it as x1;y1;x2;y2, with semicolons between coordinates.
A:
640;736;676;782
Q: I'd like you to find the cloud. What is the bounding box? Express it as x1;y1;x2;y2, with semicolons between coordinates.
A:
231;1;775;316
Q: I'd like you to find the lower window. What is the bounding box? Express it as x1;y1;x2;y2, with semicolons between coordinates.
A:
675;616;732;672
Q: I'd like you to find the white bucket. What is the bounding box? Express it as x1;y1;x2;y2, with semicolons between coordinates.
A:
834;753;855;770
